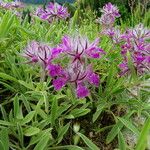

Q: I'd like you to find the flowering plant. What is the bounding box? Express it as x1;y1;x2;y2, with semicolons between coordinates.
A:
119;24;150;76
36;2;69;23
46;35;105;98
0;0;24;10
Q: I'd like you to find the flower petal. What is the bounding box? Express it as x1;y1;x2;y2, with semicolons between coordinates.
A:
76;85;89;98
53;78;66;90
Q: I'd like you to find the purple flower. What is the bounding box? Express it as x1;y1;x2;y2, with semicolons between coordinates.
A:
47;35;104;98
96;14;115;26
53;77;67;90
0;0;24;9
97;3;120;27
87;71;100;87
76;85;89;98
48;62;100;98
119;24;150;76
58;35;105;62
101;2;120;18
36;2;69;23
131;24;150;40
102;27;122;43
23;41;51;68
47;64;63;77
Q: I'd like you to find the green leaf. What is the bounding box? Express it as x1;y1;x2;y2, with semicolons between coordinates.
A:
0;105;8;121
0;12;15;38
34;133;50;150
0;120;14;126
24;127;40;136
0;73;18;82
48;145;84;150
118;131;126;150
117;117;140;135
18;80;35;90
106;120;124;144
71;9;79;28
50;97;58;126
28;129;52;146
66;108;90;119
93;104;105;123
127;51;137;80
106;111;134;144
21;94;31;113
13;94;19;119
21;111;35;125
0;140;5;150
135;118;150;150
0;81;17;92
57;122;70;144
17;124;24;147
77;132;99;150
0;128;9;150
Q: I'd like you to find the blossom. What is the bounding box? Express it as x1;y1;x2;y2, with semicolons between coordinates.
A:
0;0;24;9
76;84;89;98
48;61;100;98
23;41;51;68
58;35;105;62
47;64;63;77
96;14;115;26
101;2;120;18
102;27;122;43
36;2;69;23
47;35;104;98
131;24;150;40
53;77;67;90
97;3;120;27
119;24;150;76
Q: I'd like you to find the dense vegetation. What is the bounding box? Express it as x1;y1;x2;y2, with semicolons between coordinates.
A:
0;0;150;150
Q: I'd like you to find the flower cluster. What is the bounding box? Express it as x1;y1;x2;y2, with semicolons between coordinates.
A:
119;24;150;76
36;2;69;23
97;3;120;28
47;35;105;98
22;36;105;98
22;2;149;99
0;0;24;10
96;3;149;76
97;3;122;44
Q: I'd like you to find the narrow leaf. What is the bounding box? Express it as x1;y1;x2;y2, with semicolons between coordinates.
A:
77;132;99;150
117;117;140;135
135;118;150;150
118;131;126;150
24;127;40;136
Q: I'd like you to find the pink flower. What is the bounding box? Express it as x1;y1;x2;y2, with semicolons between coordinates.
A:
101;2;120;18
47;35;105;98
0;0;24;9
102;27;122;43
48;62;100;98
53;77;67;90
76;85;89;98
36;2;69;23
119;24;150;76
47;64;63;77
58;35;105;62
23;41;51;68
131;24;150;40
97;3;120;27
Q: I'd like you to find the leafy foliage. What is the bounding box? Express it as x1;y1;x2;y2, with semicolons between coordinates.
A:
0;1;150;150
